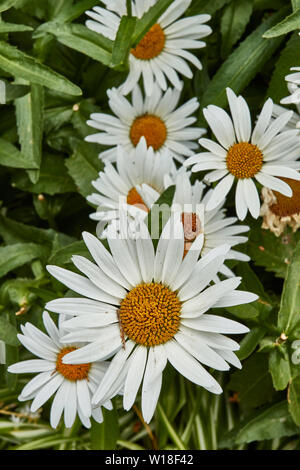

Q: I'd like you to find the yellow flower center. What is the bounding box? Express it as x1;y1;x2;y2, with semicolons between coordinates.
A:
270;178;300;217
130;114;167;150
226;142;263;179
119;283;181;347
131;23;165;60
127;187;149;212
56;347;90;381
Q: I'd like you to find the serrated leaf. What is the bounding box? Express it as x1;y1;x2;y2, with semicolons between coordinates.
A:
269;348;291;390
0;317;19;347
65;141;103;197
15;81;44;183
0;243;48;277
221;0;253;58
0;137;38;169
278;241;300;336
0;40;82;96
236;402;299;444
34;23;113;66
202;7;288;108
132;0;173;45
12;153;76;195
263;8;300;38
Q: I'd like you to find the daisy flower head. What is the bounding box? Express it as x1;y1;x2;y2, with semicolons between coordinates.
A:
8;311;112;429
86;83;205;164
185;88;300;221
45;216;257;423
85;0;212;96
260;178;300;236
172;171;250;275
87;138;175;237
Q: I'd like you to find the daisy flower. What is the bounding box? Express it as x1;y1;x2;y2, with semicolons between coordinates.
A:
45;217;257;423
86;83;204;163
272;103;300;131
185;88;300;221
260;177;300;236
8;311;112;429
87;138;175;237
172;171;250;277
85;0;212;96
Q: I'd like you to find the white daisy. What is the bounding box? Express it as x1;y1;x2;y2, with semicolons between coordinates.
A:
8;311;112;429
272;103;300;131
86;83;204;163
172;171;250;277
87;138;175;237
260;177;300;236
185;88;300;221
281;67;300;108
45;217;257;423
86;0;211;96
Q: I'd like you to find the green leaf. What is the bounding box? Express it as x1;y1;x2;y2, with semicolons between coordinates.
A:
34;23;113;66
91;407;119;450
0;137;38;169
288;375;300;425
263;8;300;37
278;241;300;336
228;354;275;408
188;0;231;16
146;185;175;242
54;0;98;23
0;22;33;33
157;403;186;450
221;0;253;58
267;33;300;103
292;0;300;11
0;80;29;103
12;153;76;195
0;40;82;96
0;317;19;346
65;141;103;197
269;348;291;390
15;81;44;183
111;16;136;69
132;0;173;45
236;402;299;444
0;243;48;277
202;7;288;108
49;240;90;266
237;327;267;360
0;0;23;12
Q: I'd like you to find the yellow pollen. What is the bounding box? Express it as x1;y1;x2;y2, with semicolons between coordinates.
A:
270;178;300;217
119;283;181;347
226;142;263;179
127;187;149;212
131;23;165;60
130;114;167;150
56;347;90;381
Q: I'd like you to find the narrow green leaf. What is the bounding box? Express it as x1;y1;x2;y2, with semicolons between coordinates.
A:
221;0;253;58
269;348;291;390
157;403;186;450
188;0;231;16
132;0;173;45
91;407;119;450
0;317;19;346
0;137;38;169
0;80;29;102
56;0;98;23
0;22;33;33
111;16;136;68
34;23;113;66
263;8;300;37
278;241;300;335
0;243;48;277
49;241;90;266
236;402;299;444
15;81;44;183
0;40;82;96
237;327;267;360
202;7;288;108
288;375;300;425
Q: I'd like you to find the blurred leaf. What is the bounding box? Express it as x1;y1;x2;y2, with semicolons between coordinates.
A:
0;40;82;96
269;348;291;390
15;81;44;183
0;243;48;277
221;0;253;58
278;241;300;336
263;8;300;37
0;317;19;346
188;0;231;15
0;0;23;12
0;22;32;33
91;407;119;450
202;7;288;108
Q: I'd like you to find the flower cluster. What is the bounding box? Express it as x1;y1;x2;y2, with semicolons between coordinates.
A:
7;1;300;430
